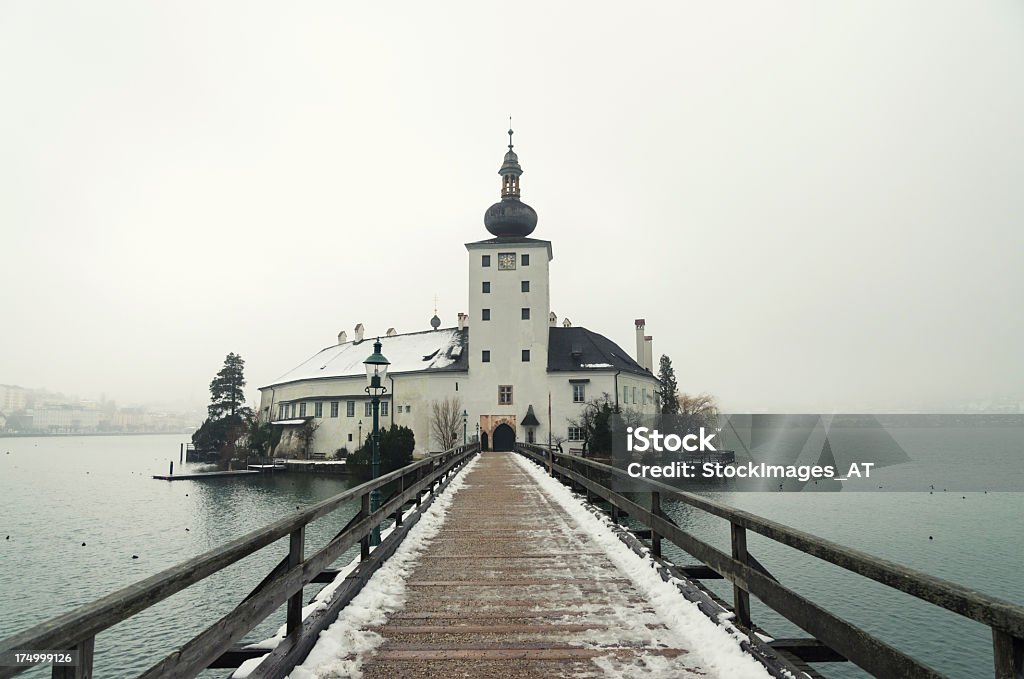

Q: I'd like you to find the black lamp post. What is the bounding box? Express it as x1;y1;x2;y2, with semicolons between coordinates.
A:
463;410;468;446
363;338;390;547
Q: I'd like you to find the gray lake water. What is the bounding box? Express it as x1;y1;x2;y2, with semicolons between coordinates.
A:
1;434;1021;678
0;435;362;679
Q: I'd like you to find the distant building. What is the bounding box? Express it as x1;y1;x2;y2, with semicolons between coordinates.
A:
0;384;28;413
259;132;660;456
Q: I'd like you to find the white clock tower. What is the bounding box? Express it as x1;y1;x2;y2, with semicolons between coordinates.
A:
465;128;552;450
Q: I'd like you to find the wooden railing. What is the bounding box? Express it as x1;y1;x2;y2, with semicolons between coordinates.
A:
516;443;1024;679
0;443;479;679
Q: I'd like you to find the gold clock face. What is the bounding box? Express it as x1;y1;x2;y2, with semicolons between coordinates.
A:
497;252;516;270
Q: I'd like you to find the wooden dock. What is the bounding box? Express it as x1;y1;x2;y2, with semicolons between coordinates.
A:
352;452;702;678
152;470;261;481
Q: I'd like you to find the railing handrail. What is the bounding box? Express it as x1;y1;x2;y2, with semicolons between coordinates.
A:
0;443;478;663
517;444;1024;638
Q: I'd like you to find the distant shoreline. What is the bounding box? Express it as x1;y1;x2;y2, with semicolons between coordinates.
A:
0;431;193;439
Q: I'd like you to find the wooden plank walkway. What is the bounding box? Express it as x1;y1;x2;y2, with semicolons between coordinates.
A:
352;452;707;678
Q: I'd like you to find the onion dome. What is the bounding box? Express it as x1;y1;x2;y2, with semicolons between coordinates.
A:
483;127;538;238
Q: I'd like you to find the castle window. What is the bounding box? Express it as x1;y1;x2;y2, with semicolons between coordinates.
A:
521;253;530;266
314;402;323;418
522;350;530;362
348;433;353;442
278;404;286;419
521;308;530;320
365;402;372;417
482;350;491;363
482;281;490;293
521;280;530;292
482;309;491;321
568;427;585;441
498;385;513;405
632;387;637;404
482;255;491;267
573;383;586;403
330;401;339;418
623;386;628;403
381;401;389;416
299;403;307;417
347;400;355;417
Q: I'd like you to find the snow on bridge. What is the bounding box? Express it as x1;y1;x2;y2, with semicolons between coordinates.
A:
278;452;773;679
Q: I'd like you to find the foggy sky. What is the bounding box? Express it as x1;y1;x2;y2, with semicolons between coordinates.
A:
2;2;1022;413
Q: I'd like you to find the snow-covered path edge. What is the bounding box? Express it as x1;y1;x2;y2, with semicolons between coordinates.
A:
234;453;481;679
511;453;777;679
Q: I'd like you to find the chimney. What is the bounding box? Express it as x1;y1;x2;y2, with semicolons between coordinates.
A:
386;327;397;337
635;319;645;367
354;323;365;342
562;318;572;327
337;330;347;344
644;335;653;372
457;313;467;331
549;311;557;327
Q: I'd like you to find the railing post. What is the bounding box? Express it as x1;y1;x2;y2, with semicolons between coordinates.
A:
730;521;752;629
394;472;405;527
360;493;371;561
651;491;662;558
52;635;94;679
993;627;1024;679
287;526;305;635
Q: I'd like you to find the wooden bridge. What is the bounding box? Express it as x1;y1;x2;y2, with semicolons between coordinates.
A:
2;445;1024;678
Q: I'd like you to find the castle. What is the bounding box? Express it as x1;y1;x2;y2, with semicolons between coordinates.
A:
258;130;661;456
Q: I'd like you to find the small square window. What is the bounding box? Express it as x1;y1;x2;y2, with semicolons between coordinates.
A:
522;350;530;362
498;385;513;405
482;281;490;293
521;281;530;293
482;255;491;267
348;433;353;442
521;308;530;320
482;350;491;363
482;309;491;321
521;253;530;266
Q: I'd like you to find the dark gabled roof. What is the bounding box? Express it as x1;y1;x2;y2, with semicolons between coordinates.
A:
547;327;651;377
521;405;541;427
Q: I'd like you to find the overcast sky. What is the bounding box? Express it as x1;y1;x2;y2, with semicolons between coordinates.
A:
2;2;1022;413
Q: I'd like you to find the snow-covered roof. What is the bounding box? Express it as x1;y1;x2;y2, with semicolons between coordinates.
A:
265;328;468;388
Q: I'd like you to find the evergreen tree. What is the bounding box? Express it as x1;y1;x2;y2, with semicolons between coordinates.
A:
208;353;246;419
657;354;680;415
348;424;416;481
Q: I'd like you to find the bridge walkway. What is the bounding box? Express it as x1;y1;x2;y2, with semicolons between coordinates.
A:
301;452;763;678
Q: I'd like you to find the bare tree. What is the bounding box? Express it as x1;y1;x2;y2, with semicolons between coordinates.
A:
430;396;463;451
677;393;720;434
296;419;320;459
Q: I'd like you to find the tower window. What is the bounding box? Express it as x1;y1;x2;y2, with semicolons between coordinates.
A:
498;385;513;405
482;309;491;321
482;350;491;363
482;255;491;267
522;349;530;362
521;281;530;293
521;253;530;266
482;281;491;293
521;308;530;320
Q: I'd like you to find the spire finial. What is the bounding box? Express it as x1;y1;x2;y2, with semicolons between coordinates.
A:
508;116;514;150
